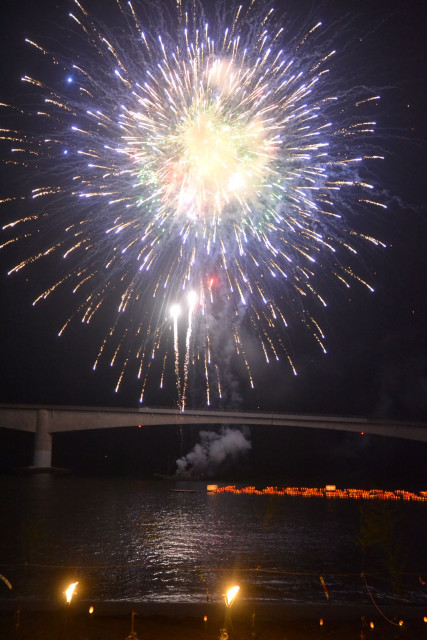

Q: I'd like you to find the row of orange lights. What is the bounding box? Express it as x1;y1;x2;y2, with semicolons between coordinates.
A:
210;485;427;501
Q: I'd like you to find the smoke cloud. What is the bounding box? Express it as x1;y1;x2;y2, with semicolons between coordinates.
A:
176;427;251;477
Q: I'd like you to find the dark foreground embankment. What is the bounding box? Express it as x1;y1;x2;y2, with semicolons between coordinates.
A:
0;600;426;639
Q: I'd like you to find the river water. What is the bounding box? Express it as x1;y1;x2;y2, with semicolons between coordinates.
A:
0;475;426;606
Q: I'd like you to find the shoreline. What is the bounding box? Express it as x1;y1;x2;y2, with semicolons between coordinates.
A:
1;600;426;639
1;597;425;618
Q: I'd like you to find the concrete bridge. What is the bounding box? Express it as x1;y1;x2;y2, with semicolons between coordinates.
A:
0;404;426;468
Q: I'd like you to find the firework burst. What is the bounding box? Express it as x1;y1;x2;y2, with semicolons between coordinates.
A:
1;0;386;409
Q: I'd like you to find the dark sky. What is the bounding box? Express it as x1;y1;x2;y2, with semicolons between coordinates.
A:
0;0;426;427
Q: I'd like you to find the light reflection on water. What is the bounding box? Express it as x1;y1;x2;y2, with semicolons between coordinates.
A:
0;475;425;605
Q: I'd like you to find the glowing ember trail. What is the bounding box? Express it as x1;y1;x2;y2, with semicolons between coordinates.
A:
0;0;386;407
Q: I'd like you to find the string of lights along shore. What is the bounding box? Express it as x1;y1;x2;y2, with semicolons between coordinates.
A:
1;0;386;410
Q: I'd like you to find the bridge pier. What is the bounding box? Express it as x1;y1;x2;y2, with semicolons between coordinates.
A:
33;409;52;468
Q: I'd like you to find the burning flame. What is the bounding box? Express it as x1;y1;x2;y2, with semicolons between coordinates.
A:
225;585;240;607
65;582;78;603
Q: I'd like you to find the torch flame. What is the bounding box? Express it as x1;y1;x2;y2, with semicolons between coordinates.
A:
225;585;240;607
65;581;78;603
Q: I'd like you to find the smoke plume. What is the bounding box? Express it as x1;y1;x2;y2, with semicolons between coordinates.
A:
176;427;251;477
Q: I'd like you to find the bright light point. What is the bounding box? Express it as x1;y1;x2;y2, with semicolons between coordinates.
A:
228;173;245;191
67;76;73;83
187;290;197;306
170;304;181;318
89;606;94;614
225;585;240;606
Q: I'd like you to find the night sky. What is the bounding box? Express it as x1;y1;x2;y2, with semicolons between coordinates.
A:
0;0;426;482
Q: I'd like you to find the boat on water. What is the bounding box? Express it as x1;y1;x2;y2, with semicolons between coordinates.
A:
153;472;207;481
170;484;218;493
169;489;199;493
153;473;178;480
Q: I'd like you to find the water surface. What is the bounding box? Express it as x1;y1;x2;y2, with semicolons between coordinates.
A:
0;475;425;605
